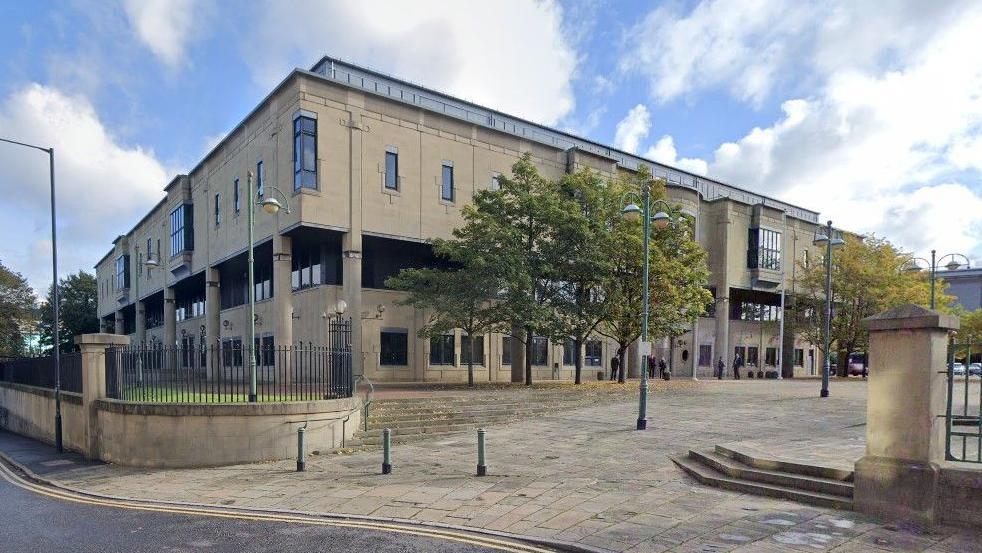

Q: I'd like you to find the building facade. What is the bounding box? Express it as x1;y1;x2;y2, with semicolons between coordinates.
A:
95;57;830;383
943;267;982;312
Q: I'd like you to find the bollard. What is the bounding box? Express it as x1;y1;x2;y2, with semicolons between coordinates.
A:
297;423;307;472
382;428;392;474
476;428;487;477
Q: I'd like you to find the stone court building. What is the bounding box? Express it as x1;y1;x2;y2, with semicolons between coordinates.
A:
95;56;829;383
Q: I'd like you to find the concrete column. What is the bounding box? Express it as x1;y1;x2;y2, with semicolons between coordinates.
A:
163;286;176;347
205;267;221;378
134;301;146;345
75;333;130;461
691;320;699;379
272;235;293;347
628;339;639;379
510;323;525;383
714;293;730;375
113;310;124;335
344;109;365;377
854;304;958;525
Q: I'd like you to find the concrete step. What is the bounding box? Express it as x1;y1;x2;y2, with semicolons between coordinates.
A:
355;421;495;439
365;410;558;430
367;403;578;423
715;444;854;482
670;455;854;511
688;450;854;498
352;424;481;446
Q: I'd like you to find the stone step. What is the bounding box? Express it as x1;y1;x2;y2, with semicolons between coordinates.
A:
688;450;854;498
367;402;589;421
352;424;482;446
355;421;496;439
365;408;562;429
715;444;854;482
670;455;854;511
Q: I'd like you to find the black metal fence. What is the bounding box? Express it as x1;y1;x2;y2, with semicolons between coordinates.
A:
0;352;83;394
946;340;980;463
105;318;353;403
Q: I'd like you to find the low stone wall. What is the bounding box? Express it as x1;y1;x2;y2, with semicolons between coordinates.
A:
0;382;85;452
938;464;982;528
93;397;361;468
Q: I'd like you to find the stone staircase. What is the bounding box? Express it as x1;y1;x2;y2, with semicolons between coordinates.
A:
345;386;638;449
671;444;854;510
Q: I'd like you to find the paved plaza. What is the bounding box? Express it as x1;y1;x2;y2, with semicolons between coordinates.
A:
13;379;982;552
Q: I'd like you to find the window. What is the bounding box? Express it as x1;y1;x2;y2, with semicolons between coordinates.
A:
563;338;575;366
181;336;195;368
176;292;205;322
748;228;782;270
146;238;153;263
490;171;502;190
380;330;408;366
441;162;454;201
461;334;484;365
115;255;130;290
698;345;712;367
747;346;759;367
222;338;243;368
214;193;221;226
256;161;265;198
430;334;455;365
169;204;193;255
765;347;778;366
254;335;275;367
802;249;810;270
291;248;322;291
501;336;512;365
586;340;602;366
735;301;781;322
531;336;548;366
794;348;804;367
384;149;399;190
233;178;240;214
294;115;317;190
254;262;272;302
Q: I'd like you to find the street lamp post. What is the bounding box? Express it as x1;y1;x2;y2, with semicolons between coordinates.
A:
0;138;61;452
245;171;291;402
904;250;971;309
621;189;672;431
813;220;844;398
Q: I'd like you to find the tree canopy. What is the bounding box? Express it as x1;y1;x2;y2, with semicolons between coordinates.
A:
0;260;37;357
39;271;99;354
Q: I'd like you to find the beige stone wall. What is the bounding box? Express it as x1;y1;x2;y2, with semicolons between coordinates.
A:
0;383;86;453
93;397;361;468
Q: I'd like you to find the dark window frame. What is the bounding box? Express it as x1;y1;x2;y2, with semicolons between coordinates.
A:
233;178;240;214
170;203;193;255
441;162;454;202
461;334;485;366
384;150;399;190
293;116;318;191
531;336;548;366
429;333;455;365
380;330;409;366
256;160;265;198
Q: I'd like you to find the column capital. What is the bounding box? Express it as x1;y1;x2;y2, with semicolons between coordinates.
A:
74;333;131;348
863;304;959;332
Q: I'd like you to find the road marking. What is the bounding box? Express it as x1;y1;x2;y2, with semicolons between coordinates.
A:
0;460;555;553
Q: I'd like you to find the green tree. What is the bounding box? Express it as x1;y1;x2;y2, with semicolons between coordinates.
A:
959;309;982;343
39;271;99;354
0;260;37;357
386;235;503;387
794;235;945;375
596;168;713;381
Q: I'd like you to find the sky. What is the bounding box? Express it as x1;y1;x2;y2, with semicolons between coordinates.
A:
0;0;980;294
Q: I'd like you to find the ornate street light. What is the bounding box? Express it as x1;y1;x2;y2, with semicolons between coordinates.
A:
620;185;676;430
902;250;971;309
813;220;845;398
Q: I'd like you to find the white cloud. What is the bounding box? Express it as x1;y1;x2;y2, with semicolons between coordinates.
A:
643;135;708;176
243;0;578;126
613;104;650;154
123;0;200;69
0;85;167;292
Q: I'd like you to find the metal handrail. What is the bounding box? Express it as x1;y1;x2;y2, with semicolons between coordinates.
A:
339;374;374;446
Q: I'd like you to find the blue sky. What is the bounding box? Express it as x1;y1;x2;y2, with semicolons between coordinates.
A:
1;0;980;293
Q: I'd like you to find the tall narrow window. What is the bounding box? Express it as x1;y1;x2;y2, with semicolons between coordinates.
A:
586;340;602;366
233;178;240;214
441;162;454;201
115;255;130;290
748;228;781;270
461;334;484;365
430;333;455;365
256;161;265;198
531;336;548;366
214;193;221;226
501;336;512;365
384;149;399;190
490;171;502;190
294;116;317;190
380;329;409;366
169;204;192;254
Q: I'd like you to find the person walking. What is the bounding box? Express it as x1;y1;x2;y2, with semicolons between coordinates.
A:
716;357;725;380
658;358;667;379
610;355;620;381
647;355;656;378
733;353;743;380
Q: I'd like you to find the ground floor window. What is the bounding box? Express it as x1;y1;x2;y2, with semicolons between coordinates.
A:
765;347;777;366
181;336;195;368
501;336;511;365
698;344;712;366
585;340;602;366
254;334;274;366
531;336;548;366
222;337;243;367
747;346;759;367
461;334;484;365
430;333;455;365
380;329;408;366
563;339;575;366
794;348;804;367
734;346;746;364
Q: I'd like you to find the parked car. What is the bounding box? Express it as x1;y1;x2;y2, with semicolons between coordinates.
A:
952;363;966;376
970;363;982;377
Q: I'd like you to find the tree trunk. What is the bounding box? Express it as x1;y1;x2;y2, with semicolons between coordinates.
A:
573;337;583;385
525;327;533;386
467;358;474;387
618;343;627;383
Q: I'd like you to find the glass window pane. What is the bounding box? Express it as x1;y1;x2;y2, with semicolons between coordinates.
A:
385;152;398;189
441;164;454;201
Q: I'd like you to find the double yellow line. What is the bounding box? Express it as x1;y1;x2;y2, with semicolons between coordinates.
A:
0;460;555;553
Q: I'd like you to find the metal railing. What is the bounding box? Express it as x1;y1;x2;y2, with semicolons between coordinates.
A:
0;352;82;393
106;340;352;404
946;340;980;463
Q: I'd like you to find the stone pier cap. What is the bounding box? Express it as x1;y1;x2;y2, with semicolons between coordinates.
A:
862;304;959;332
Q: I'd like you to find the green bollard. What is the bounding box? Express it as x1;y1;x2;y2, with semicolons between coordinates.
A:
297;424;307;472
382;428;392;474
477;428;487;476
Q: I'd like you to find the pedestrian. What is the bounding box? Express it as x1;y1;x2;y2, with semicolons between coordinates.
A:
610;355;620;381
716;357;725;380
733;353;743;380
658;358;667;379
647;356;656;378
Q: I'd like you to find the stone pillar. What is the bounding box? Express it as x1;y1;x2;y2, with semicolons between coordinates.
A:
628;339;639;379
691;320;699;379
75;333;130;461
134;301;146;345
272;234;293;347
510;323;525;383
714;293;730;375
113;310;124;335
854;304;958;525
344;109;365;377
205;267;221;378
163;286;176;347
